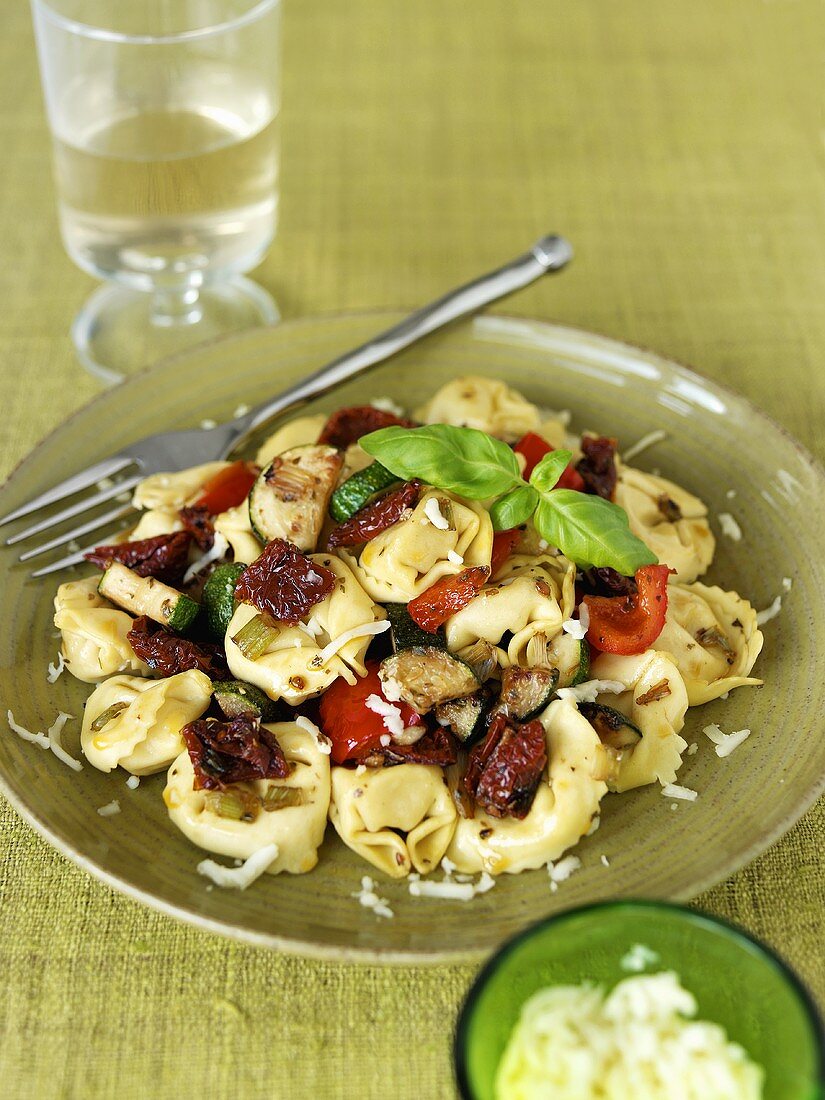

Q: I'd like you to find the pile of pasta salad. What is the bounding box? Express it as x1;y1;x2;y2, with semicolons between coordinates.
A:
48;376;763;888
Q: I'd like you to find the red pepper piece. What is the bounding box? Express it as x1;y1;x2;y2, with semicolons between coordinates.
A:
576;436;617;500
318;406;415;450
407;566;490;633
182;715;289;790
318;663;423;765
490;528;522;577
583;564;673;655
194;460;258;515
234;539;336;625
179;504;215;551
85;531;192;585
464;714;547;819
326;480;421;548
514;432;585;491
127;616;230;679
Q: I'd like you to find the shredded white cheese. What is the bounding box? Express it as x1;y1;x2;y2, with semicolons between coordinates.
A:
547;854;581;892
298;616;322;639
408;870;495;900
447;549;464;565
7;709;81;771
315;619;390;665
7;711;49;749
562;602;590;640
295;715;332;755
726;488;737;500
233;403;250;418
586;815;600;836
703;723;752;758
97;800;121;817
197;843;279;890
686;742;698;756
46;651;66;683
423;496;450;530
620;942;661;972
182;532;229;585
96;476;115;491
600;854;610;868
622;429;668;462
661;783;698;802
379;734;391;747
364;693;405;736
782;576;793;592
756;595;782;625
371;396;406;418
353;875;394;918
556;679;625;704
717;512;743;541
126;775;140;790
199;418;218;430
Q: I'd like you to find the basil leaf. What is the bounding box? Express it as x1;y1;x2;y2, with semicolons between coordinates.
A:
529;449;573;492
489;485;539;532
534;490;658;574
361;424;521;499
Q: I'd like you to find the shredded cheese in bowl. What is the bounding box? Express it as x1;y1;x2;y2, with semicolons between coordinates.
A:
495;971;764;1100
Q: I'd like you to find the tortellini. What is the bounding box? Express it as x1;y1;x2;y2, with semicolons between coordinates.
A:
656;583;763;705
255;414;326;467
613;465;715;582
415;375;540;443
128;507;183;540
589;650;689;792
213;502;262;564
445;553;574;666
225;554;386;705
339;488;493;603
81;670;212;775
446;698;608;874
132;462;229;511
329;764;457;879
54;576;149;683
164;722;331;874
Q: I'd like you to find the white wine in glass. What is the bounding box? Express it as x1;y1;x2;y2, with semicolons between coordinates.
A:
32;1;281;383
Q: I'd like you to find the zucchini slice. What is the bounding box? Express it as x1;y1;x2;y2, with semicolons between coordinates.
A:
98;562;198;633
384;602;446;653
201;562;247;640
380;649;479;714
435;690;489;745
526;631;590;689
249;444;343;550
329;462;399;522
578;702;641;750
212;680;279;721
498;665;559;721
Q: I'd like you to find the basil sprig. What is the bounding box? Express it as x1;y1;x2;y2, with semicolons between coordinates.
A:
361;424;657;575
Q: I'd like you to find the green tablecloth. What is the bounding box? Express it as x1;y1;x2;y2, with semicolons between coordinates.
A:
1;1;823;1095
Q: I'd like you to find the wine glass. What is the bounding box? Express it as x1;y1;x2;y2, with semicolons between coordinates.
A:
31;0;281;384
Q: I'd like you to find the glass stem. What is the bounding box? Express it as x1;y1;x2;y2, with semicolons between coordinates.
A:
150;284;204;328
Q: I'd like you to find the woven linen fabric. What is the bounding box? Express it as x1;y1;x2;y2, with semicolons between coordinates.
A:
1;0;823;1096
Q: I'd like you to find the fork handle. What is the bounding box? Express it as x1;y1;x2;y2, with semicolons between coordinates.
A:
235;234;573;446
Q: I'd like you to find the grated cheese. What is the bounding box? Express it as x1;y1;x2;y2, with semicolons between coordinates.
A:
197;843;279;890
423;497;450;530
661;783;697;802
298;616;322;639
97;800;121;817
315;619;390;665
295;715;332;755
621;429;668;462
126;775;140;790
562;602;589;640
703;723;752;758
182;532;229;585
46;651;66;683
233;403;250;418
620;942;660;972
408;870;495;900
726;488;737;500
364;693;405;736
547;854;581;893
782;576;793;592
371;396;406;418
8;709;82;771
199;418;217;430
600;854;610;868
718;512;743;541
686;742;698;756
756;595;782;625
447;549;464;565
586;815;600;836
556;679;625;704
353;875;394;918
8;711;50;750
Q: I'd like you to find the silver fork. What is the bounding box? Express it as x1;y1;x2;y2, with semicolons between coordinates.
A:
2;234;572;576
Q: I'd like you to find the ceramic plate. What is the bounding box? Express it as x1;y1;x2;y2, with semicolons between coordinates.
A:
1;313;824;963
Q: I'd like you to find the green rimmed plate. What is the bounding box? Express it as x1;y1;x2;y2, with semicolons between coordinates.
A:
1;312;824;963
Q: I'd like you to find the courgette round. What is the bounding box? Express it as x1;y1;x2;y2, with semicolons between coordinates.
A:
249;444;343;550
213;680;280;722
201;562;247;640
578;702;641;749
380;648;479;714
498;665;559;721
329;462;399;523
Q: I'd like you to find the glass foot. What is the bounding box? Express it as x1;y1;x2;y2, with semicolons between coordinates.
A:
71;276;280;385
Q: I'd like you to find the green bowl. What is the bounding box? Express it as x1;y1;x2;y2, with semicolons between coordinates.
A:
455;901;824;1100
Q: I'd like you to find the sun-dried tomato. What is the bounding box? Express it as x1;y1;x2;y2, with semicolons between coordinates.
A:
576;435;618;500
127;616;230;679
85;531;192;585
234;539;336;625
463;714;547;819
580;566;638;599
490;528;522;577
407;566;490;633
326;481;421;548
182;715;289;790
378;726;458;767
179;504;215;551
317;406;415;450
